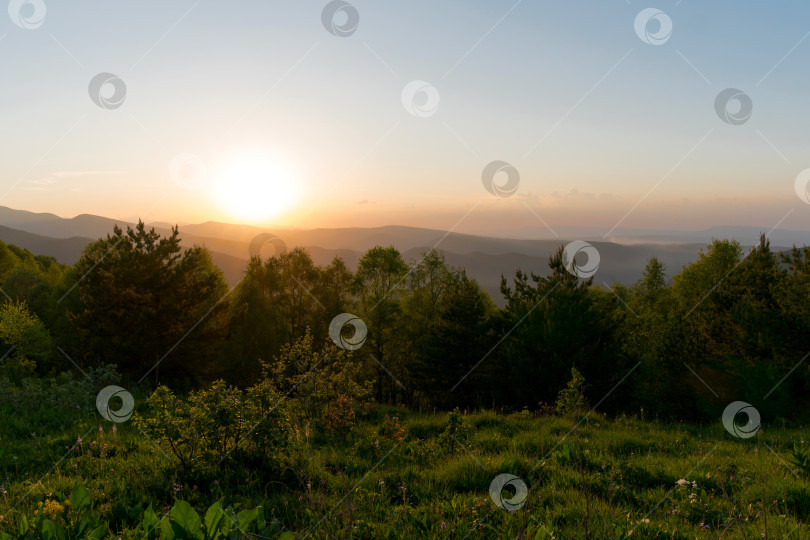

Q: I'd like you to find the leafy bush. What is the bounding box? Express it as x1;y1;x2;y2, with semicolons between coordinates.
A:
437;408;470;451
790;443;810;476
263;332;372;423
135;380;292;474
324;394;355;434
555;367;588;417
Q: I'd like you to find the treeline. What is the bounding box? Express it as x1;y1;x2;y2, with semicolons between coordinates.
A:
2;222;810;422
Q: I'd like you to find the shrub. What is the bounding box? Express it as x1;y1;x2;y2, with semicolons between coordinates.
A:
135;380;291;474
555;367;588;418
379;413;406;442
324;394;355;434
437;408;470;452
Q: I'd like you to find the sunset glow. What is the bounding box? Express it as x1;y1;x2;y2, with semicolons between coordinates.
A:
213;156;300;223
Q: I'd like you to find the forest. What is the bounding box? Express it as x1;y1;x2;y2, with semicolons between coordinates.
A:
1;222;809;538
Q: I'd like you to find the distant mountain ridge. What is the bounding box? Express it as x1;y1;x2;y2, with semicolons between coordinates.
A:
0;206;800;306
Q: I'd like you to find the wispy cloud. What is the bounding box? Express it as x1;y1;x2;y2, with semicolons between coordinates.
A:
27;171;127;188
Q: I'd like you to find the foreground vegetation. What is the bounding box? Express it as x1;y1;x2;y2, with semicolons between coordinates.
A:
2;222;810;537
1;399;807;538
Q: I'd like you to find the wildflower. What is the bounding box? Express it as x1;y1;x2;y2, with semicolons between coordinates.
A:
441;522;446;530
675;479;689;487
99;425;103;433
42;499;64;518
213;480;219;487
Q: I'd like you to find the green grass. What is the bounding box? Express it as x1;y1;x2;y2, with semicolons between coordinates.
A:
1;407;808;538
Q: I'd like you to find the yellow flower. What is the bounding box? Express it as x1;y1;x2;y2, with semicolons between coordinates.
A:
42;499;64;518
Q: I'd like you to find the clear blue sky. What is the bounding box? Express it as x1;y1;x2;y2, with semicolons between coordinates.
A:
2;1;809;236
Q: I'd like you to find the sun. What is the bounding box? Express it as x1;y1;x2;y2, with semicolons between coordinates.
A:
213;156;299;223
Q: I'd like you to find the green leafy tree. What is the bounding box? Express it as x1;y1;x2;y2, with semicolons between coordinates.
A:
0;299;52;380
69;222;228;383
499;245;619;409
418;270;495;408
354;246;408;403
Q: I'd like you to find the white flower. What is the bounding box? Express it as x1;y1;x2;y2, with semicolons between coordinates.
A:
675;479;689;486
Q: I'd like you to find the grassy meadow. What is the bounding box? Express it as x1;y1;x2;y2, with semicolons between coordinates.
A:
1;401;807;539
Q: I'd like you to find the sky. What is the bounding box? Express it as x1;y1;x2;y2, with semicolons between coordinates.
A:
2;0;810;237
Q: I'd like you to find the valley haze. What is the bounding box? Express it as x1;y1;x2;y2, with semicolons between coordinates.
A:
0;206;803;306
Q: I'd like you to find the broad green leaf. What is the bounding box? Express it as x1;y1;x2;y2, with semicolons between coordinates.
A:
236;508;258;530
0;532;11;540
74;517;90;538
142;503;160;536
171;500;204;540
18;514;28;536
87;522;108;540
40;520;66;540
41;520;56;540
70;482;91;515
256;505;265;530
278;533;295;540
204;501;224;539
160;516;176;540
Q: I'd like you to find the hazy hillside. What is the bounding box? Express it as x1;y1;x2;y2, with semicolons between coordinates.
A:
0;206;792;305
